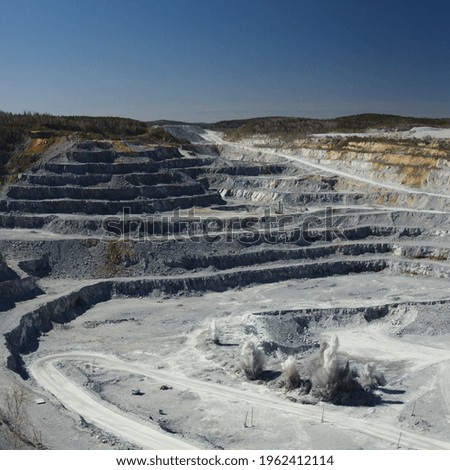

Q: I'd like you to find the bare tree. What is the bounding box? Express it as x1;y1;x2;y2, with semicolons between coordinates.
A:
0;384;42;449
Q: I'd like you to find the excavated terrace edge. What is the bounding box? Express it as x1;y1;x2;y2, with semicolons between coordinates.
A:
3;255;450;379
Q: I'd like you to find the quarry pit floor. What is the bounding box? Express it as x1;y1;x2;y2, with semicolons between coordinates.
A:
23;273;450;450
1;127;450;450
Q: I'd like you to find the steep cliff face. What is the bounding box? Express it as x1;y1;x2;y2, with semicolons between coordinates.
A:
296;144;449;195
231;135;450;197
0;252;41;311
214;143;449;211
1;126;449;381
6;253;450;378
4;281;112;377
0;140;224;215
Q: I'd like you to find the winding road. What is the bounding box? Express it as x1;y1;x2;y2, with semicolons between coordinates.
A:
202;129;450;202
26;128;450;450
30;352;450;450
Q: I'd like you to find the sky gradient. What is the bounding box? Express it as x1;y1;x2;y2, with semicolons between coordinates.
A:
0;0;449;122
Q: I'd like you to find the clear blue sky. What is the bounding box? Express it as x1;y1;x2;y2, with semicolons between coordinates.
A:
0;0;449;122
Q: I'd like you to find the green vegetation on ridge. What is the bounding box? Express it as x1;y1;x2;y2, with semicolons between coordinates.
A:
208;114;450;140
0;112;182;189
0;111;150;153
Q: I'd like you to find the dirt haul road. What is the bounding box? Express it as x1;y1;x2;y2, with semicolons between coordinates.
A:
30;352;450;450
202;130;450;201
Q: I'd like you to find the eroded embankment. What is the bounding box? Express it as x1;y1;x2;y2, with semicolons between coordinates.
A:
253;299;450;354
217;141;450;211
0;252;43;311
4;282;112;377
0;222;446;280
5;254;450;379
3;257;390;377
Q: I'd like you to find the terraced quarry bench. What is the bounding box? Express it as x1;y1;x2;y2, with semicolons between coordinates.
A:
0;127;449;450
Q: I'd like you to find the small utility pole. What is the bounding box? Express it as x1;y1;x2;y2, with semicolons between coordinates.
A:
244;411;248;428
321;406;325;423
396;432;402;449
411;402;416;417
250;407;254;427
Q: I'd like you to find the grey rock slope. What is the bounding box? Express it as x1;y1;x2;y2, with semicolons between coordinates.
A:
0;127;449;449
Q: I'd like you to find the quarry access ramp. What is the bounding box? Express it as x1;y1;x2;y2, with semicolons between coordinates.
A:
0;127;449;449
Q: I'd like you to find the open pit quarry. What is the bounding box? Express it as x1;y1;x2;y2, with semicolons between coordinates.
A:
0;125;449;450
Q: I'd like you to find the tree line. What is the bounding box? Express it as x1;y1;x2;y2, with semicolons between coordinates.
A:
0;111;148;152
208;113;450;140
